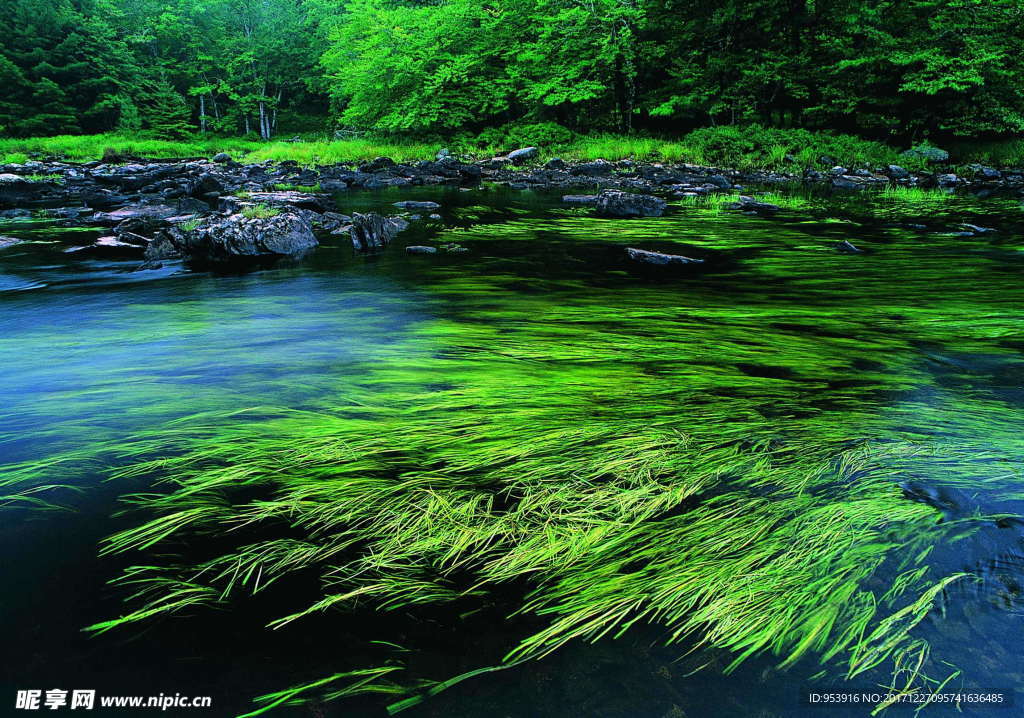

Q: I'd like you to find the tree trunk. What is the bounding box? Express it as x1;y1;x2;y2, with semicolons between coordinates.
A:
199;94;207;135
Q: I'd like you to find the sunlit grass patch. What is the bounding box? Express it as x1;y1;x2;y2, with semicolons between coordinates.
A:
880;186;953;202
271;182;322;192
24;173;64;183
675;190;809;212
239;140;439;166
241;203;281;219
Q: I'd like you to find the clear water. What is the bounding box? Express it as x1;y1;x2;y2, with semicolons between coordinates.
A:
1;185;1023;717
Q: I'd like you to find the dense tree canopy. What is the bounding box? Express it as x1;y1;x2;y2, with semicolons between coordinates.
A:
1;0;1022;141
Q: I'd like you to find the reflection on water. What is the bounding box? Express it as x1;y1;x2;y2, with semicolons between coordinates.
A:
1;185;1023;716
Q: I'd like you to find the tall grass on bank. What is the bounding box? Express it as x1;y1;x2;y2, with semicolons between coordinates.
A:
5;127;1023;169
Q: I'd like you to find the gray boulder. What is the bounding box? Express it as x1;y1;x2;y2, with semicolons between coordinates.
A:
626;247;703;266
394;201;440;210
212;152;232;163
92;204;181;226
349;212;409;251
562;195;598;205
147;210;317;262
0;173;53;205
570;159;615;177
835;240;864;254
595;190;666;218
726;196;781;213
506;147;539;164
0;236;23;249
358;156;397;173
406;245;438;254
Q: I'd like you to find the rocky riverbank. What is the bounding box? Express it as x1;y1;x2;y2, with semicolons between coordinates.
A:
1;149;1020;265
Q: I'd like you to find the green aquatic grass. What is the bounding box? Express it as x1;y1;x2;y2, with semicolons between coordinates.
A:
675;191;808;212
4;189;1023;714
880;186;952;203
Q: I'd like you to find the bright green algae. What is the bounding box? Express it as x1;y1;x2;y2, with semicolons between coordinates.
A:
2;187;1023;714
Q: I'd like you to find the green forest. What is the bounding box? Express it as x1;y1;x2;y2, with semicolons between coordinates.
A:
3;0;1024;147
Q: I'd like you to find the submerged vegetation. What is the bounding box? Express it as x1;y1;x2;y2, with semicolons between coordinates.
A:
4;187;1020;713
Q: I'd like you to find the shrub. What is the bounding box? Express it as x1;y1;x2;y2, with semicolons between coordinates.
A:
504;122;574;148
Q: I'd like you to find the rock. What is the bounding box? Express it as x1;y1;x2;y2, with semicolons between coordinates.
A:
317;211;351;233
544;158;567;171
830;175;886;190
506;147;539;164
961;223;996;234
358;156;396;173
0;236;23;249
435;148;451;161
349;212;409;251
149;210;317;262
562;194;599;205
835;240;864;254
972;166;1001;180
829;166;848;176
91;204;180;226
94;235;140;251
887;165;910;179
936;173;958;187
428;213;442;220
594;190;666;218
406;245;438;254
92;164;180;191
570;159;615;177
707;174;732;189
727;196;780;213
191;174;224;198
114;214;174;245
902;146;949;163
212;153;232;163
221;191;329;213
626;247;703;266
0;173;52;205
393;201;440;210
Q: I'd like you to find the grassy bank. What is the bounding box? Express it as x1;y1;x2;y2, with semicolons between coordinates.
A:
3;127;1022;170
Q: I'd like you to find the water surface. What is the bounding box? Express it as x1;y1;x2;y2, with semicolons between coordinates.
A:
1;185;1023;717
